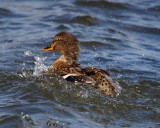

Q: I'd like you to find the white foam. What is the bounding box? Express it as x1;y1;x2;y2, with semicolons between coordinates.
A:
24;50;34;56
33;56;48;76
24;50;49;76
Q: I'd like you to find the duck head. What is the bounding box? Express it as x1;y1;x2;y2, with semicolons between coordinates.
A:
42;32;80;61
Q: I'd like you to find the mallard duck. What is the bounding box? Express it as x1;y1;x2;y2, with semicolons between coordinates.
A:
41;32;121;95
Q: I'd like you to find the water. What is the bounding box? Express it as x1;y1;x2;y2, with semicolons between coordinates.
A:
0;0;160;127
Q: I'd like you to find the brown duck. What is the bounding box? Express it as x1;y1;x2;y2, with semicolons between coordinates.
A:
41;32;121;95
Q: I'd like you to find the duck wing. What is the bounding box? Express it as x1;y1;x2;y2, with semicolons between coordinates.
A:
81;67;122;95
54;65;96;85
81;67;110;76
62;73;96;85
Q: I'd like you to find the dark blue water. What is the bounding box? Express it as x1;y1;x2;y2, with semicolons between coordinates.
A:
0;0;160;128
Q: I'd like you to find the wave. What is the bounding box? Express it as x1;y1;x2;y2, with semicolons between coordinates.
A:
76;0;130;10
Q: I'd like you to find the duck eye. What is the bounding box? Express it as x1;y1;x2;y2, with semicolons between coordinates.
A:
55;38;62;41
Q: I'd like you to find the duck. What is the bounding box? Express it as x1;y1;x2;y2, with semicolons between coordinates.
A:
41;32;121;96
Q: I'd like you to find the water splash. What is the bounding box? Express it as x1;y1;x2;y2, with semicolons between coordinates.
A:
114;81;122;96
24;50;34;56
21;112;35;128
33;56;48;76
47;118;65;128
19;62;28;78
25;50;48;76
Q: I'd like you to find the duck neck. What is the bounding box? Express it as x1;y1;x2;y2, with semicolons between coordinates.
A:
57;54;77;66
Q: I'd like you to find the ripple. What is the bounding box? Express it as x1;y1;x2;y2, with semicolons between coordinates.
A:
76;0;130;10
70;15;98;26
81;41;106;47
0;8;13;17
104;37;123;43
0;7;27;18
0;115;22;128
45;14;99;26
148;5;160;12
55;24;69;30
117;22;160;35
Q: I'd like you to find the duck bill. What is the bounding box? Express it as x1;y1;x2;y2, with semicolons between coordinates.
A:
41;46;55;52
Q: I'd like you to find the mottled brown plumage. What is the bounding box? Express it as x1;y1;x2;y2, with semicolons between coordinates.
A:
41;32;121;95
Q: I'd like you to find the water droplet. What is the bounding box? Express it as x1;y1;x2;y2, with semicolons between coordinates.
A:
24;50;34;56
33;56;48;76
24;50;49;76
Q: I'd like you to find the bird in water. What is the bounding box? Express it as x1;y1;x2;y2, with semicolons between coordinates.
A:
41;32;121;96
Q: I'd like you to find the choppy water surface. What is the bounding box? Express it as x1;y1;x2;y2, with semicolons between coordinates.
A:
0;0;160;128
